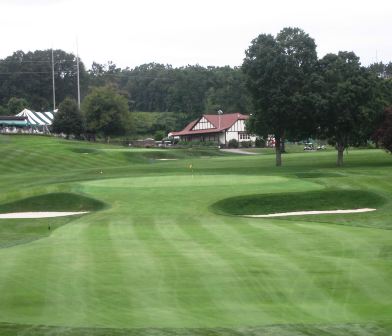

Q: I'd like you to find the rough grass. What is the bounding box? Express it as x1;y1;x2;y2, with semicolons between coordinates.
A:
211;190;386;216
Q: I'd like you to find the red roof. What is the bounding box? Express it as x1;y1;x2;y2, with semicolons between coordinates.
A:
171;113;249;136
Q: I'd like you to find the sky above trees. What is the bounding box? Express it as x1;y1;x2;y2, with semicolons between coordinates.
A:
1;0;391;69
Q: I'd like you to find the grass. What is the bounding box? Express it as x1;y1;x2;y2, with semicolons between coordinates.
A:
0;135;392;335
0;192;106;213
211;190;386;216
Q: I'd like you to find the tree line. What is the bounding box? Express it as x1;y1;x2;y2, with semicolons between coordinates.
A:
1;34;392;166
0;50;252;117
243;27;392;166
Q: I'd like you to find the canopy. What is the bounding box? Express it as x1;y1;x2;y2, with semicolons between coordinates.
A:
16;108;57;126
0;116;28;127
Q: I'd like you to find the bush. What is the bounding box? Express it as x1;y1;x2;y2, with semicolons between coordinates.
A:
228;139;239;148
154;130;166;141
241;141;252;148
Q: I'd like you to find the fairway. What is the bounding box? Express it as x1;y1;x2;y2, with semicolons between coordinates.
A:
1;135;392;335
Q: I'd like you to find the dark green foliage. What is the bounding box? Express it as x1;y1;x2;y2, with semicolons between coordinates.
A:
131;112;191;136
154;130;166;141
52;98;84;138
6;97;29;115
95;62;252;115
0;49;254;134
0;50;88;110
255;137;265;148
82;86;131;140
0;105;8;115
368;61;392;78
228;139;239;148
240;141;252;148
211;190;385;216
243;27;318;166
374;107;392;153
317;52;387;166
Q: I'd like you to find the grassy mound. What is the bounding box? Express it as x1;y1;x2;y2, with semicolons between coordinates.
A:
0;193;106;249
211;190;386;216
0;192;106;214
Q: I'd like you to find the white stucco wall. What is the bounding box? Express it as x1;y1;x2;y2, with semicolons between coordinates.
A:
224;119;256;143
192;117;214;130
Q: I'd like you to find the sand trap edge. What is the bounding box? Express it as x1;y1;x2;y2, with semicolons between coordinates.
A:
243;208;377;218
0;211;89;219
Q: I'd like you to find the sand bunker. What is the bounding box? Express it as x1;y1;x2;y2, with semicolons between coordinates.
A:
156;159;178;161
244;208;376;218
0;211;89;219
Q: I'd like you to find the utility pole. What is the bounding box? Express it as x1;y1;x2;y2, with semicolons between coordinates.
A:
76;38;81;109
217;109;223;145
51;48;56;111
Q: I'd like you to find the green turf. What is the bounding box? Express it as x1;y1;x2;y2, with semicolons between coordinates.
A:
0;192;106;213
0;135;392;335
211;190;386;216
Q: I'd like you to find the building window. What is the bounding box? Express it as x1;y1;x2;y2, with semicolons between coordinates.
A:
240;133;250;140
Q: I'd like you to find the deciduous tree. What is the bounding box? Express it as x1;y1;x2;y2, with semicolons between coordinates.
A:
52;98;84;138
7;97;29;115
317;52;386;166
82;86;131;142
242;27;318;166
373;107;392;153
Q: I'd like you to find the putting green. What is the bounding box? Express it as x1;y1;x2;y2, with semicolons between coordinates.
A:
0;136;392;335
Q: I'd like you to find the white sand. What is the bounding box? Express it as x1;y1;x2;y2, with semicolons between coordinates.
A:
244;208;376;218
0;211;89;219
156;159;178;161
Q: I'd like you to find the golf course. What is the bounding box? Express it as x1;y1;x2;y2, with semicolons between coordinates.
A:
1;135;392;335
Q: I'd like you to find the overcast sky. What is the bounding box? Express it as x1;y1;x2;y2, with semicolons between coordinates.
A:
1;0;391;69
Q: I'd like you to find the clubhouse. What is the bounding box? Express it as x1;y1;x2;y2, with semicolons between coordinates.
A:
170;113;256;146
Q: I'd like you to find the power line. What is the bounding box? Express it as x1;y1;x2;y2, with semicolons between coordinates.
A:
0;59;76;64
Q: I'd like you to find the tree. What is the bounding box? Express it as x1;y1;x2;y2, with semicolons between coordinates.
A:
368;62;392;79
52;98;84;138
0;49;88;110
373;107;392;153
7;97;29;115
317;52;386;166
82;86;131;141
242;27;318;166
205;66;253;113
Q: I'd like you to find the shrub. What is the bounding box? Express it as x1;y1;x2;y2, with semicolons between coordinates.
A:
241;141;252;148
228;139;239;148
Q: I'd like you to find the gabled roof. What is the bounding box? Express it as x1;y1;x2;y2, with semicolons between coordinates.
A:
171;113;249;136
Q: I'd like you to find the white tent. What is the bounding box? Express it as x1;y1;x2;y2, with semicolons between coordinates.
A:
16;108;57;126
